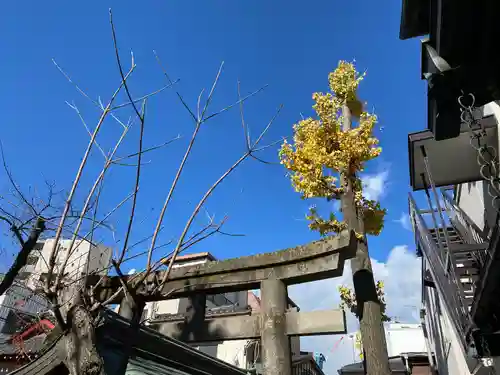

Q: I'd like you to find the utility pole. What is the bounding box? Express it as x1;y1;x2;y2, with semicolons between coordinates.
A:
341;103;391;375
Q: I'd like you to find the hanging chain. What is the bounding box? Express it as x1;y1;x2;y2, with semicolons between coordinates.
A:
458;92;500;211
459;93;498;373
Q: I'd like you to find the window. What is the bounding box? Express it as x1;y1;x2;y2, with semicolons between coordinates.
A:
207;293;234;307
197;344;218;357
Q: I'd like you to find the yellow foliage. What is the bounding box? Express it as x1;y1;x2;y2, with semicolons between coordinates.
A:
279;60;386;236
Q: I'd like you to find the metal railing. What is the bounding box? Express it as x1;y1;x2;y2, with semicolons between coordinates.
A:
409;194;472;350
441;189;491;270
441;188;487;243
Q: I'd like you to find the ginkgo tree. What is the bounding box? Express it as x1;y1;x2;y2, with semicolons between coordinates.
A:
279;62;385;238
280;61;391;375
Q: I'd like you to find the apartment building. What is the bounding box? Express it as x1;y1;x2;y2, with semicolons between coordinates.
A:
0;237;112;339
399;1;500;374
20;238;112;289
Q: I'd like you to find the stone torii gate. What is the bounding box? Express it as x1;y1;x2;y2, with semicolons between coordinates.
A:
93;230;357;375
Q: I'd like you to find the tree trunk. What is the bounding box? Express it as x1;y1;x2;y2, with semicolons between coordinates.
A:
341;104;391;375
64;304;106;375
55;286;107;375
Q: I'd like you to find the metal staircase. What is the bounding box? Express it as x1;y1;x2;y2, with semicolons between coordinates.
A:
429;226;481;312
410;185;493;361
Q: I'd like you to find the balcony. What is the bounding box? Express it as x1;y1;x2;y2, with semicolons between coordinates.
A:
408;112;498;191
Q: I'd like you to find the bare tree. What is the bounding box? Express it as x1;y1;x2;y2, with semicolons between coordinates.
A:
0;9;281;375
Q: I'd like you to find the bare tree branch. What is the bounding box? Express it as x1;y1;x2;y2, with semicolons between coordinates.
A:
118;99;146;265
155;105;282;289
46;64;135;295
1;143;38;215
154;51;197;122
145;61;225;275
111;136;181;165
238;80;251;151
0;217;45;296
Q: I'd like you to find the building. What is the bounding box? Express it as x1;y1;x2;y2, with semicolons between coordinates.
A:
338;354;430;375
0;277;51;336
338;324;430;375
142;253;249;325
399;1;500;374
0;238;111;372
348;324;427;359
19;238;111;290
386;324;427;358
0;281;52;373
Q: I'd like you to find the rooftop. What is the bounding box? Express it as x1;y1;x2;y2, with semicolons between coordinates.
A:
161;252;217;265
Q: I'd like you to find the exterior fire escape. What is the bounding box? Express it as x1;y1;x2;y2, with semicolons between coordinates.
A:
409;183;500;360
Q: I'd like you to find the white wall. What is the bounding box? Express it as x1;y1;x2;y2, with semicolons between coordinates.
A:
455;100;500;234
421;260;481;375
385;323;427;357
457;182;488;231
216;340;251;368
290;336;300;357
152;299;180;316
456;181;497;235
25;239;111;289
349;324;427;361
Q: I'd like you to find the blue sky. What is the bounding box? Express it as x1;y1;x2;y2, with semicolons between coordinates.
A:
0;1;428;371
0;1;425;269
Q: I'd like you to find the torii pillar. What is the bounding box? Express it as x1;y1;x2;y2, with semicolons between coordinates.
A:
260;278;291;375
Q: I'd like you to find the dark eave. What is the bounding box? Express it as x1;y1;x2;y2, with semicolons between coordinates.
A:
401;0;500;140
399;0;431;40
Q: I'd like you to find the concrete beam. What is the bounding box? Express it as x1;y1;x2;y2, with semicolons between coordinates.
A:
155;314;261;342
93;230;356;303
285;309;347;336
150;309;346;343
